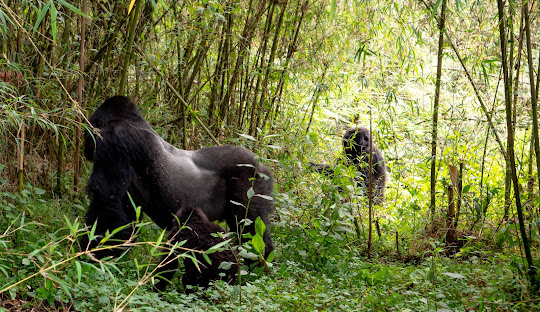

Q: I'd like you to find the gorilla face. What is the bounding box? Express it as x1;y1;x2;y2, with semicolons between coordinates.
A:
343;126;372;162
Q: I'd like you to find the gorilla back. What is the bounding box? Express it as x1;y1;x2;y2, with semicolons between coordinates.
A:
83;96;274;257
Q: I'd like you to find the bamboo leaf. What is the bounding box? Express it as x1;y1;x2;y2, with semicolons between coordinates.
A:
206;239;231;254
432;0;442;19
238;133;257;141
56;0;90;18
128;0;137;15
329;0;336;22
75;261;82;283
455;0;464;12
33;1;51;33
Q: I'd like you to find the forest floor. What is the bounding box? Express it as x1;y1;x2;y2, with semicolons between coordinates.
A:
0;194;537;312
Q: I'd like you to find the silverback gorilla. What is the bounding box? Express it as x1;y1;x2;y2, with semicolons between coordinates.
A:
83;96;274;258
310;126;387;203
153;207;239;292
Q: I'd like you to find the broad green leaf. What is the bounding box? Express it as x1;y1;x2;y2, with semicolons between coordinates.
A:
34;187;45;195
258;172;270;181
218;261;234;270
247;187;255;199
255;217;266;236
251;233;264;254
266;250;276;263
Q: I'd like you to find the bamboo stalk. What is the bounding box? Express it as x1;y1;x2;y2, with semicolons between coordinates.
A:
119;0;144;95
74;0;87;191
18;123;25;193
523;0;540;195
430;0;447;219
497;0;536;286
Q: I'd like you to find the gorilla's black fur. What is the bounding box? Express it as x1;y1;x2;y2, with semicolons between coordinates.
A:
83;96;274;258
310;126;387;203
153;207;239;292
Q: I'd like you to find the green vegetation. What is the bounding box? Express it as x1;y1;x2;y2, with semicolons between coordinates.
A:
1;0;539;311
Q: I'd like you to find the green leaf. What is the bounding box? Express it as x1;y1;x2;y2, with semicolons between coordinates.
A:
258;172;270;181
247;187;255;199
251;233;265;254
329;0;336;22
455;0;464;12
151;229;166;255
255;217;266;237
237;133;257;141
218;261;234;270
34;187;45;195
56;0;91;18
254;194;273;201
75;261;82;283
88;221;97;242
265;144;282;150
202;252;211;265
206;239;230;254
442;272;466;279
98;295;109;304
105;223;130;242
266;250;276;263
33;1;51;33
432;0;442;17
127;192;141;221
230;200;246;208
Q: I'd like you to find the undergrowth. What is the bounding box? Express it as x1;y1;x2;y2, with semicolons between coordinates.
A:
0;185;537;311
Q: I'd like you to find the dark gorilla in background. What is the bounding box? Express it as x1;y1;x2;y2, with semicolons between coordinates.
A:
310;126;387;203
83;96;274;258
153;207;239;292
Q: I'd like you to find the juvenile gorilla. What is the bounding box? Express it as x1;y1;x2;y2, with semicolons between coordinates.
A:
153;207;238;292
83;96;274;258
310;126;387;203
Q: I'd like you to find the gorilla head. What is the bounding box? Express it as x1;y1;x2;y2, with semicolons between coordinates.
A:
343;126;372;165
310;126;387;203
82;96;274;259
